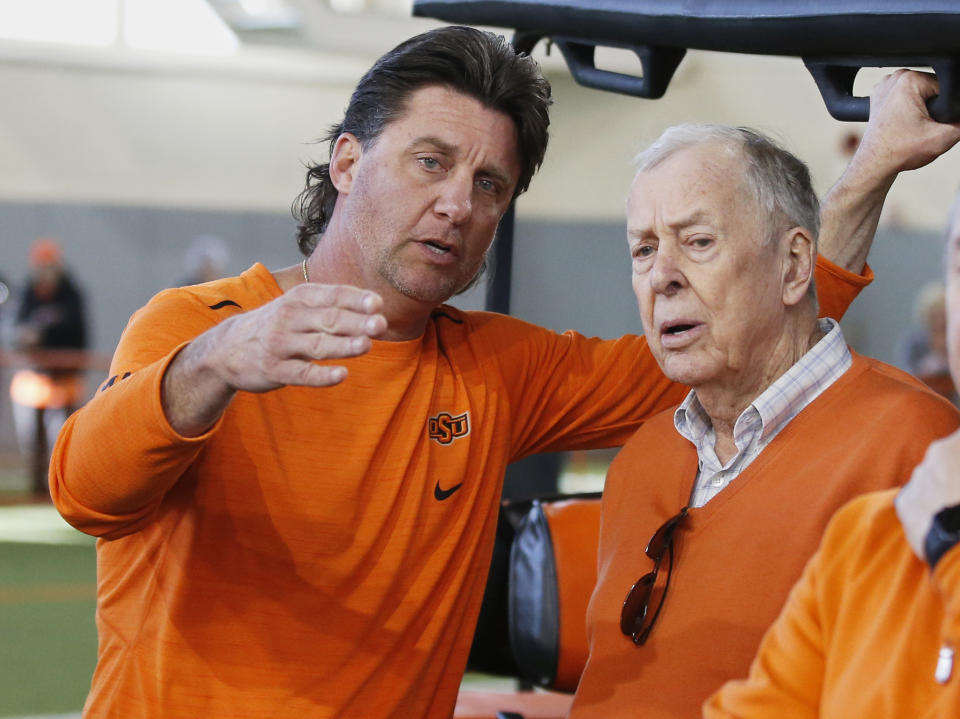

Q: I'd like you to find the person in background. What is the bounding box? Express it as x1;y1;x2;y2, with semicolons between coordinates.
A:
0;272;11;343
703;192;960;719
10;237;88;495
0;274;10;311
178;234;230;287
900;280;956;402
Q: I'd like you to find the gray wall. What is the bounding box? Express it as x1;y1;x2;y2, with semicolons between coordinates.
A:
0;202;301;353
511;219;643;339
0;202;301;452
510;219;947;368
841;227;946;367
0;203;945;453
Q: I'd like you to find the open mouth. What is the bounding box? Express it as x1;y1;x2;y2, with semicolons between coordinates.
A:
423;240;452;255
658;321;703;346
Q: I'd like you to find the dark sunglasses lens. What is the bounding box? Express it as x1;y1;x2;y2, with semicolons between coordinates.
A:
621;572;655;635
645;509;687;559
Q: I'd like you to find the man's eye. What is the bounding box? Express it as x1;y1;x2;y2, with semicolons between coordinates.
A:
634;245;655;258
476;178;497;193
418;157;441;170
690;236;713;248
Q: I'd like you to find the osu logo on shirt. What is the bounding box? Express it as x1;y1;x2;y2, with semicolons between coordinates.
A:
428;411;470;445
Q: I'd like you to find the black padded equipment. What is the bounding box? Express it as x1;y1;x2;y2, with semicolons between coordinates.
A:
467;492;600;679
508;500;559;688
413;0;960;122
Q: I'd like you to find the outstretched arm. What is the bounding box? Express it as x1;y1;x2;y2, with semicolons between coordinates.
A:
819;69;960;274
50;276;386;534
162;282;386;436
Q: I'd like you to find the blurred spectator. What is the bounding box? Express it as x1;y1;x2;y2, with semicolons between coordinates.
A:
9;237;88;495
900;281;956;402
0;273;10;339
179;234;229;286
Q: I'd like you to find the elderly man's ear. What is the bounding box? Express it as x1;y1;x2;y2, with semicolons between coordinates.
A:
780;227;817;307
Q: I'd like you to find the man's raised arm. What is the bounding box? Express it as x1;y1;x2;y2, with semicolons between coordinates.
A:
819;69;960;274
162;282;386;437
50;278;385;533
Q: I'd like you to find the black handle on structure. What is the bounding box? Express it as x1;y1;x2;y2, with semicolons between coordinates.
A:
511;30;542;56
804;56;960;123
509;33;685;100
553;37;686;99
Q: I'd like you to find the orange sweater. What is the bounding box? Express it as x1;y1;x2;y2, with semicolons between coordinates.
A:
569;355;959;719
704;489;960;719
50;259;863;719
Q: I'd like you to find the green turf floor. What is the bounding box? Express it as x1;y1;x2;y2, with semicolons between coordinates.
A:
0;508;96;718
0;505;519;718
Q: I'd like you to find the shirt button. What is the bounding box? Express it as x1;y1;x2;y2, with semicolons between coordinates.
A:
936;645;954;684
711;476;724;487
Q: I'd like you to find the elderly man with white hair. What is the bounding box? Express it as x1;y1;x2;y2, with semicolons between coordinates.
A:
568;114;960;718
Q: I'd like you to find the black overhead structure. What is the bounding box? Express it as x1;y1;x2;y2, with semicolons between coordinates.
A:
415;1;960;123
414;0;960;313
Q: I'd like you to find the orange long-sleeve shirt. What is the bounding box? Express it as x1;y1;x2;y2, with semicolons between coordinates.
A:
569;355;959;719
50;258;865;719
704;489;960;719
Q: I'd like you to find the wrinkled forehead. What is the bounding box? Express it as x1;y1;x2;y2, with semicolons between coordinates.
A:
631;141;751;194
627;144;757;227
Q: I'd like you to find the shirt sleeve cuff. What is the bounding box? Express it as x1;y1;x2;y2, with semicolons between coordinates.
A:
815;255;874;322
818;255;874;288
150;340;225;445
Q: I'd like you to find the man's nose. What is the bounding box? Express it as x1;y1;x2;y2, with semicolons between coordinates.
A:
649;245;685;295
434;175;473;225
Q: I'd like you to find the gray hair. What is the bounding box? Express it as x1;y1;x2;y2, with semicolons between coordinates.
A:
634;124;820;246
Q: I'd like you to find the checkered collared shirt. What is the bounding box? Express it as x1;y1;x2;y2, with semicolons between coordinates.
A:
674;318;852;508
